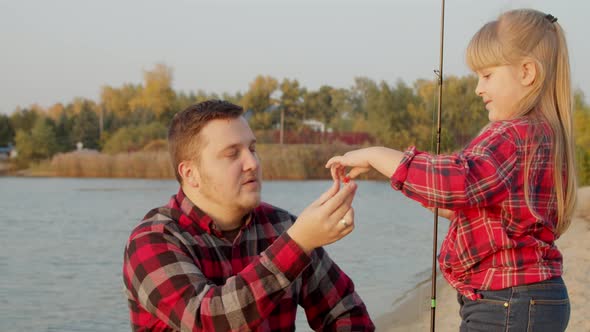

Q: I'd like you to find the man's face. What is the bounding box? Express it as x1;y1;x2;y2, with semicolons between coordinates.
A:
193;117;262;214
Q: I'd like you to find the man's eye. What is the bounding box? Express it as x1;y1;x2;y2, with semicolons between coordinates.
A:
225;150;238;158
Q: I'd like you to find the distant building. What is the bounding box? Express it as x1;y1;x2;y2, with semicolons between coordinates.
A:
302;119;326;132
0;144;16;160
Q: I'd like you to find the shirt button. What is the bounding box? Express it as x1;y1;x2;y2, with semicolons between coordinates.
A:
503;302;509;308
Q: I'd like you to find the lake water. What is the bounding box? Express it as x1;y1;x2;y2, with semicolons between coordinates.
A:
0;177;448;331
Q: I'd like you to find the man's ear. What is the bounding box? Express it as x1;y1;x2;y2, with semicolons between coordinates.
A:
520;59;537;87
178;160;200;188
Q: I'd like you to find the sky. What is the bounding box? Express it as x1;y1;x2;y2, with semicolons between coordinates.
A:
1;0;589;115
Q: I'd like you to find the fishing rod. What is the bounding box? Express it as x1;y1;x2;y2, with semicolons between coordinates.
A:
430;0;445;331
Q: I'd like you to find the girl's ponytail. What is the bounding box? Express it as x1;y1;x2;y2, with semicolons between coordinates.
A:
552;22;577;235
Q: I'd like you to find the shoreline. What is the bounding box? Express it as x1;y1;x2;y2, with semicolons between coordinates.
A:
374;274;449;330
377;186;590;331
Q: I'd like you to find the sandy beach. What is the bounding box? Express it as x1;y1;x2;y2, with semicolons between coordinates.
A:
376;186;590;332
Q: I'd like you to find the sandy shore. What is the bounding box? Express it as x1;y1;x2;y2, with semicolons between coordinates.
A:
376;186;590;332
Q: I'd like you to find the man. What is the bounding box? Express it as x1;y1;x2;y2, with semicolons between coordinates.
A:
123;100;374;331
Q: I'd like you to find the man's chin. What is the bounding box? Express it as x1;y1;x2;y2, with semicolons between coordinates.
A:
241;194;261;210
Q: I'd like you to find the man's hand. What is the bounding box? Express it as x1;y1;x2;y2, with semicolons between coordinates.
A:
287;169;357;254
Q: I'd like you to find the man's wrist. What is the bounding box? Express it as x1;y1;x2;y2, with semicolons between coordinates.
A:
286;228;314;255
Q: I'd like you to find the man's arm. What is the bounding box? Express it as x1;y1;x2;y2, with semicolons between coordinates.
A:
123;227;310;331
299;247;375;331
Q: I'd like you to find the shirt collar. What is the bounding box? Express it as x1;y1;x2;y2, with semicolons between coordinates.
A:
169;187;254;236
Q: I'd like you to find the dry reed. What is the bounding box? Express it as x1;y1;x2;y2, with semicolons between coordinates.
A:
40;144;382;180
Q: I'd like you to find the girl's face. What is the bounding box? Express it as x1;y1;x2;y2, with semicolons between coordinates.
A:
474;64;530;121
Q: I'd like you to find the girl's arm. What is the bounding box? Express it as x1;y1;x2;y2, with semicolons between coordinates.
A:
325;146;405;179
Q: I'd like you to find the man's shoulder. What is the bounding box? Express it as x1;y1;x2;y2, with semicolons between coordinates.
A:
128;206;183;240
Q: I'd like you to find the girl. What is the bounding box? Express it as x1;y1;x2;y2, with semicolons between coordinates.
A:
326;9;576;331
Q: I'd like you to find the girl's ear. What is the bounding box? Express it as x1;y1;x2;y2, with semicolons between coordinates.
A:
178;160;200;188
520;60;537;87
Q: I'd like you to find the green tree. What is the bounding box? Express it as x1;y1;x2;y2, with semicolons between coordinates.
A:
303;85;339;129
15;117;58;163
102;122;167;154
440;76;487;150
371;80;420;148
72;100;100;150
0;114;15;145
348;77;379;132
242;75;279;130
573;90;590;185
574;91;590;150
10;107;39;133
279;78;305;131
221;91;243;106
54;110;75;152
328;88;355;131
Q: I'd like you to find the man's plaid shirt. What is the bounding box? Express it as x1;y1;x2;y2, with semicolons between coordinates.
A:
123;189;374;331
391;118;564;300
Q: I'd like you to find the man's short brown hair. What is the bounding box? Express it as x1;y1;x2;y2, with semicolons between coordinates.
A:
168;100;244;183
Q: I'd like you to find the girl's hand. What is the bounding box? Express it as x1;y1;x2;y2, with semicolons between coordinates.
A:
424;205;455;220
326;148;374;180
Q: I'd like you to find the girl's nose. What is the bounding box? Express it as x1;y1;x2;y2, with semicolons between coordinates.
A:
475;80;484;96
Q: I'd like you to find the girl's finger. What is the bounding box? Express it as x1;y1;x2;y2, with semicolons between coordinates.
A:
330;165;340;182
325;156;343;168
348;166;371;179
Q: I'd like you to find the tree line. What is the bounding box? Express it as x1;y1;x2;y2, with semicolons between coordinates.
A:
0;63;588;184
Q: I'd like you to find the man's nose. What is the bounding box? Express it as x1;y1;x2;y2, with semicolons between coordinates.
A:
243;150;259;171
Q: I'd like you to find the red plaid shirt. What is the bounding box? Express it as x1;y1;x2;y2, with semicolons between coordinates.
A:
391;118;564;300
123;189;374;331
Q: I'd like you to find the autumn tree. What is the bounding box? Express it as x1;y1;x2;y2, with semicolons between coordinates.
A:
242;75;279;130
100;83;141;130
129;64;176;124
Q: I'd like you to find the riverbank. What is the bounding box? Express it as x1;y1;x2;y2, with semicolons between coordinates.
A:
376;186;590;331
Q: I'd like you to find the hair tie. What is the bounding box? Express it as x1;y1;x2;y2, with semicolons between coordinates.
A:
545;14;558;23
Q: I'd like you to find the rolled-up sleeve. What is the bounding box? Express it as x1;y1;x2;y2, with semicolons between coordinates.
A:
390;127;518;209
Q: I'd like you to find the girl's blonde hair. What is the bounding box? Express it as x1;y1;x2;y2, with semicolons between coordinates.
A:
466;9;577;236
